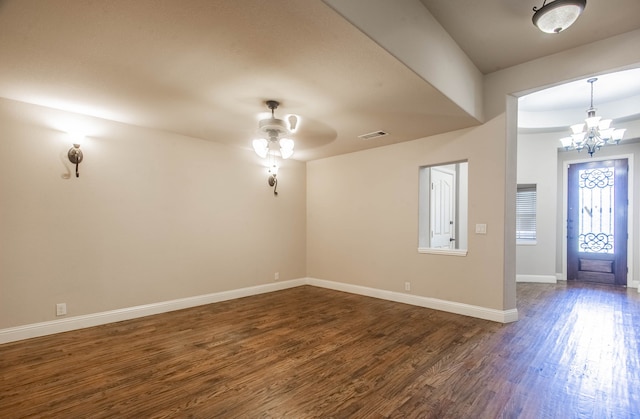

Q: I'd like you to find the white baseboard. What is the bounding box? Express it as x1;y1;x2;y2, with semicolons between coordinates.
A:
0;277;520;344
0;279;305;344
516;274;557;284
306;278;518;323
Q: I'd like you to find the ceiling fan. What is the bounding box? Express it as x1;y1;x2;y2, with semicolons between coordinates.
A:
252;100;298;160
252;100;300;196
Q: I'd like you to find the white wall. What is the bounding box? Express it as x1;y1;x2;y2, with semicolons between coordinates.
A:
515;131;558;282
0;98;307;330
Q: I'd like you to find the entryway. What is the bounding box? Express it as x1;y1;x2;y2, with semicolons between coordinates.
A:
567;158;628;286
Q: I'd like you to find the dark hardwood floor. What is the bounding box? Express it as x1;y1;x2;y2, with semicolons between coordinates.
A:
1;282;639;418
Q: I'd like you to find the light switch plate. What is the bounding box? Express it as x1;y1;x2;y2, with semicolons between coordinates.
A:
475;223;487;234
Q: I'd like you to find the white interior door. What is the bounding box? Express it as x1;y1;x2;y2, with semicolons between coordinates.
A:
430;167;456;249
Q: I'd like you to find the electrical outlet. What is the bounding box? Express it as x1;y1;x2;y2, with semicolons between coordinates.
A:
274;272;280;281
404;282;411;291
56;303;67;316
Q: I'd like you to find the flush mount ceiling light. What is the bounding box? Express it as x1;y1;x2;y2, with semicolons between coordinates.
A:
532;0;586;34
252;100;298;196
560;78;626;157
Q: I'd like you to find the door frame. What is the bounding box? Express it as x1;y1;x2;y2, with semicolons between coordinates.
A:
561;153;635;287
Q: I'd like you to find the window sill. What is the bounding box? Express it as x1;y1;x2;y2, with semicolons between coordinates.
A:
418;247;468;257
517;240;537;246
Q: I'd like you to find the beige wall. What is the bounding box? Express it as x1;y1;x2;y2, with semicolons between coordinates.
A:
0;98;307;329
307;115;509;310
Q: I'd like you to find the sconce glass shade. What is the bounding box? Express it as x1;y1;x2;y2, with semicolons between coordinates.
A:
252;138;269;158
68;132;85;147
532;0;586;34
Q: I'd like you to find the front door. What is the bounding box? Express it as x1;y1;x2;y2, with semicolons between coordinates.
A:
567;159;628;286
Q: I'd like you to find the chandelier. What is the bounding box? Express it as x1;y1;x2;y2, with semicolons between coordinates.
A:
532;0;586;34
252;100;297;196
560;78;626;157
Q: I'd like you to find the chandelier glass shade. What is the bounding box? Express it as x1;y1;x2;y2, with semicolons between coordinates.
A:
560;78;625;157
532;0;586;34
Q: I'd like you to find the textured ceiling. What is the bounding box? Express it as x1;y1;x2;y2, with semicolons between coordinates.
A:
0;0;477;161
0;0;638;160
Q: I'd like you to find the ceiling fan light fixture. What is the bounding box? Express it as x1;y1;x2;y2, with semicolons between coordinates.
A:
252;100;298;195
532;0;586;34
258;117;290;135
252;138;269;158
253;100;296;159
280;148;294;160
279;138;294;159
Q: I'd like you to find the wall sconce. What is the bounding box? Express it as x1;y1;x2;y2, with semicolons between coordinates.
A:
67;133;84;178
268;164;279;196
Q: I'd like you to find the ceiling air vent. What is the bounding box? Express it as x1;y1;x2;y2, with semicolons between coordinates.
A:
358;130;388;140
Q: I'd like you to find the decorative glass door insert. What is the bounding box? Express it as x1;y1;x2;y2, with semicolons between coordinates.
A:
577;166;614;254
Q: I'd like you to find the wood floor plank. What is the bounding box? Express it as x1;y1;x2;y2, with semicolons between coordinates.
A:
1;283;639;418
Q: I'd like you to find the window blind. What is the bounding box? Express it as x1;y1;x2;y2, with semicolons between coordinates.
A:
516;185;536;240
